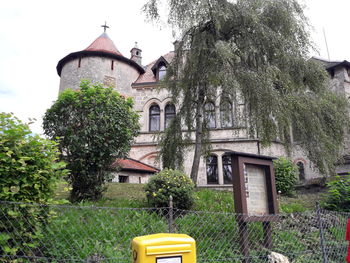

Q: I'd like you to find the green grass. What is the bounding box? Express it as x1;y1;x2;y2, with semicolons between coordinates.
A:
54;181;147;207
193;189;234;212
13;182;342;262
278;191;322;212
55;181;322;213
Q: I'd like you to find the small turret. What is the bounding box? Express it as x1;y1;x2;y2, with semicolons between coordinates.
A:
173;40;180;52
130;42;142;66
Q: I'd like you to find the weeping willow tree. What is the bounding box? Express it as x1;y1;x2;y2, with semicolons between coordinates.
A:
144;0;349;183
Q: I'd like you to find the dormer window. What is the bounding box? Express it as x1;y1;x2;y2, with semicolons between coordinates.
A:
158;65;167;80
151;57;169;81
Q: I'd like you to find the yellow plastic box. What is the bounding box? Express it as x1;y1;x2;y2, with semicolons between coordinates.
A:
131;233;196;263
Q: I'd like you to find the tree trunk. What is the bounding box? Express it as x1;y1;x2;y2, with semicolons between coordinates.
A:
190;92;205;185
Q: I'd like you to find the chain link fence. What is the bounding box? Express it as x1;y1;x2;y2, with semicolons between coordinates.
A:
0;201;348;262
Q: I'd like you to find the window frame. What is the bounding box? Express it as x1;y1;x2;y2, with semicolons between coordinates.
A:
164;103;176;129
204;102;216;129
206;155;219;184
220;98;233;128
149;104;161;132
158;65;167;80
222;155;233;184
296;161;305;181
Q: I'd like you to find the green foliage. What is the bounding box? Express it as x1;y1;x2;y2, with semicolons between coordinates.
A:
280;202;306;213
274;157;298;196
158;115;189;170
0;112;67;260
193;189;234;212
321;174;350;212
144;0;350;177
144;169;195;210
43;81;140;202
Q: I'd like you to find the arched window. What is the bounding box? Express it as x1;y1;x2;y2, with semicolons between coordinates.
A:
149;104;160;131
297;162;305;181
204;102;216;128
220;98;233;128
206;155;218;184
158;65;167;80
165;104;176;129
222;155;233;184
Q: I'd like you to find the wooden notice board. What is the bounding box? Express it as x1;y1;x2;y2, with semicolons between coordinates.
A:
226;151;279;222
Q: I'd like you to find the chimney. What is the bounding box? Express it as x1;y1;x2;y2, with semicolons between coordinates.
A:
173;40;180;52
130;42;142;65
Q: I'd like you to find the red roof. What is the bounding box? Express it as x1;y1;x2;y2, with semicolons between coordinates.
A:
84;32;123;57
133;52;175;85
111;158;159;173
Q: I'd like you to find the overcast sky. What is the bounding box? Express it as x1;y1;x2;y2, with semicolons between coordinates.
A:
0;0;349;134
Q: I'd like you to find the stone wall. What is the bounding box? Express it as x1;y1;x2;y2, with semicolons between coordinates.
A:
59;56;140;95
128;79;321;186
111;170;151;184
58;50;340;187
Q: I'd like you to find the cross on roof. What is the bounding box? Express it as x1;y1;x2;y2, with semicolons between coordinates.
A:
101;21;109;32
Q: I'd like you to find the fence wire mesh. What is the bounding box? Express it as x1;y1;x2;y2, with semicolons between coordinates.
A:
0;201;348;262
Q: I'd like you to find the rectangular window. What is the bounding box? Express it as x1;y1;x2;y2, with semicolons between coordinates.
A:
206;155;218;184
118;175;128;183
204;102;216;128
222;155;233;184
149;105;160;131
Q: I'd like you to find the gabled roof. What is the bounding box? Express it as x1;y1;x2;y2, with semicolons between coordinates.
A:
311;57;350;71
151;56;170;75
84;32;123;56
326;60;350;70
111;158;160;174
133;51;175;86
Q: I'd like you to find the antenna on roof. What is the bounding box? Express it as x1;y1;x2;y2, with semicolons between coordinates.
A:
323;27;331;61
101;21;109;33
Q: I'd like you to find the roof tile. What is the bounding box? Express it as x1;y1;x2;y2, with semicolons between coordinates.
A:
111;158;159;173
85;32;123;57
134;52;175;84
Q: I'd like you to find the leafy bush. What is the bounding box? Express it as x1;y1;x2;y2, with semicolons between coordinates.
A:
273;157;298;196
321;174;350;212
43;81;140;202
0;113;68;260
145;169;194;210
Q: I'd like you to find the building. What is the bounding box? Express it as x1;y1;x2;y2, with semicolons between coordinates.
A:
56;29;348;187
311;58;350;176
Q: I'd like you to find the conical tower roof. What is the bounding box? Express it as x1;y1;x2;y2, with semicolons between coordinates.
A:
57;32;144;76
84;32;123;57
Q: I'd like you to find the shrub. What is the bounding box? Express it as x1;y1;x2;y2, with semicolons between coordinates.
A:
145;169;194;210
321;174;350;212
273;157;298;196
43;81;140;202
0;113;68;260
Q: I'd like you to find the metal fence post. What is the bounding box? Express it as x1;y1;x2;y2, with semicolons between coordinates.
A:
316;202;328;263
168;195;174;233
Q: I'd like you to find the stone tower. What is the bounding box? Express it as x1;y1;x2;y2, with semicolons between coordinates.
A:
56;31;144;95
130;42;142;65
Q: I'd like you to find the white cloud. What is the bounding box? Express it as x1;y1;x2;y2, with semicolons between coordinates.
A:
0;0;349;135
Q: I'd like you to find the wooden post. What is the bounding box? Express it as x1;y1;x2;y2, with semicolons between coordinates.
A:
238;220;250;263
263;221;272;249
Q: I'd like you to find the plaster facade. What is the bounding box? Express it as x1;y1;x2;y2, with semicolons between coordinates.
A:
111;170;151;184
